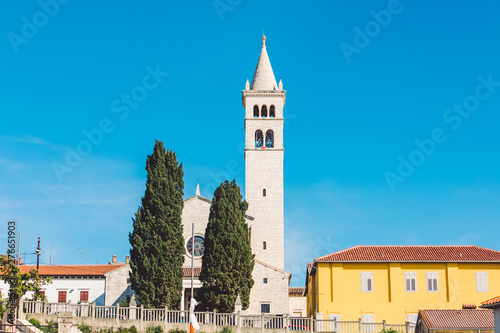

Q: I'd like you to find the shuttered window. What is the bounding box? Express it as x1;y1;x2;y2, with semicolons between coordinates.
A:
58;291;67;303
361;272;373;292
407;313;418;325
426;272;439;292
362;314;375;333
80;291;89;302
404;272;417;292
476;272;489;292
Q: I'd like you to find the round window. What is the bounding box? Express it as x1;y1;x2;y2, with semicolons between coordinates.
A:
186;235;205;257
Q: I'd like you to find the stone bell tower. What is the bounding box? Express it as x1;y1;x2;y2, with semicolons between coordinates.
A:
243;34;286;271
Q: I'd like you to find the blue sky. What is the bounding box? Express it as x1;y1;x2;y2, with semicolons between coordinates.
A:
1;1;500;287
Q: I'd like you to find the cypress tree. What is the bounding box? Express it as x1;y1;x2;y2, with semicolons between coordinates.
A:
199;179;255;312
129;140;185;309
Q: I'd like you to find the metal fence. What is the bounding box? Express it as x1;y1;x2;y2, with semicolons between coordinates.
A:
22;301;417;333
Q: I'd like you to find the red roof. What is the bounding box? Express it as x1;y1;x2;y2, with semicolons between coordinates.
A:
19;264;126;276
289;287;305;296
315;246;500;262
419;309;493;330
481;296;500;308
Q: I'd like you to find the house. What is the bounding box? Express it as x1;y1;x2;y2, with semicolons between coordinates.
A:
288;287;306;317
0;255;132;306
415;309;493;333
480;296;500;333
305;245;500;325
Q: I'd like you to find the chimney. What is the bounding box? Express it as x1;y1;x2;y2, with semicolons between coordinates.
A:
112;255;117;263
125;255;130;264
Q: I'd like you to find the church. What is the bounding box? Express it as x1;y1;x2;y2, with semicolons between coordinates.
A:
179;35;294;315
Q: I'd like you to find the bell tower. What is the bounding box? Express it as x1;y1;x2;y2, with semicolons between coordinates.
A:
243;35;286;270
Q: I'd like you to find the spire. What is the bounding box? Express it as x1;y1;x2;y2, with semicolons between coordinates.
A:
250;34;278;91
196;183;200;196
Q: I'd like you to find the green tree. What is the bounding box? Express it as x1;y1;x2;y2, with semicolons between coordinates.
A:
0;256;51;323
129;140;185;309
199;180;254;312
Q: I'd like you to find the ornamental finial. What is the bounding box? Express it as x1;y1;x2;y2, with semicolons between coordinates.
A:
261;34;266;47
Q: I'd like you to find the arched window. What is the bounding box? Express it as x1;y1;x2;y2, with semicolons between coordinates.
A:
270;105;275;118
263;241;267;250
253;105;259;117
261;105;268;117
265;130;274;148
255;130;263;148
263;189;266;197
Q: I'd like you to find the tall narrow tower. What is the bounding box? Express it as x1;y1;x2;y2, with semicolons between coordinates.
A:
243;35;286;270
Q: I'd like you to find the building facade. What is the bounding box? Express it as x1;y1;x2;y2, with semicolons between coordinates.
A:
179;35;290;314
0;256;132;306
306;245;500;324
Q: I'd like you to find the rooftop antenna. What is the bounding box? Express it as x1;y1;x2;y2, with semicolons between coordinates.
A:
78;248;85;265
49;246;52;265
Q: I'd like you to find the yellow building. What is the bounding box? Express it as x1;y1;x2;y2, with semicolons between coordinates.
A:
305;245;500;325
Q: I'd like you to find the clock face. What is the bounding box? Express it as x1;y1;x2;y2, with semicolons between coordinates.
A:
186;235;205;257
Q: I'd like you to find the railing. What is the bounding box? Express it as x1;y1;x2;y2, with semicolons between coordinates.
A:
22;301;418;333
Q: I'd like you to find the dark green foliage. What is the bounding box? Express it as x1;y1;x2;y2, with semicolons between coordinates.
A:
77;323;93;333
168;328;186;333
129;141;185;309
0;256;51;322
199;180;255;312
146;326;164;333
168;329;186;333
219;328;234;333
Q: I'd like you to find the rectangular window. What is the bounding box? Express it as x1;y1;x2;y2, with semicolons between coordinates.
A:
261;303;270;313
405;272;417;292
362;314;375;333
407;314;418;325
361;272;373;292
58;291;67;303
476;272;489;292
263;278;268;284
80;291;89;302
426;272;439;292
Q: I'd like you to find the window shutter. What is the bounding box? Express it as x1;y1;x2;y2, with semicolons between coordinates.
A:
361;272;366;292
476;272;481;291
483;273;488;292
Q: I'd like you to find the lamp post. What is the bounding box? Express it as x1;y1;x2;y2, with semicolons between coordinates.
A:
35;237;41;270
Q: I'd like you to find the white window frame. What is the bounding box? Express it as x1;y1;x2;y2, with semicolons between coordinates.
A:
361;272;373;292
362;314;375;333
426;272;439;292
404;272;417;292
406;313;418;325
476;272;489;292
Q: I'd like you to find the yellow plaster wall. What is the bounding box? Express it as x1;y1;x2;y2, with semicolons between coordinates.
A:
307;261;500;323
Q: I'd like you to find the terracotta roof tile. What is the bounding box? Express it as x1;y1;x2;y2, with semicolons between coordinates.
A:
481;296;500;307
289;287;305;296
19;264;126;276
419;309;493;329
315;246;500;262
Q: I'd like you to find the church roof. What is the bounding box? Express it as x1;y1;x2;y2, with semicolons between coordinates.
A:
250;35;278;91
